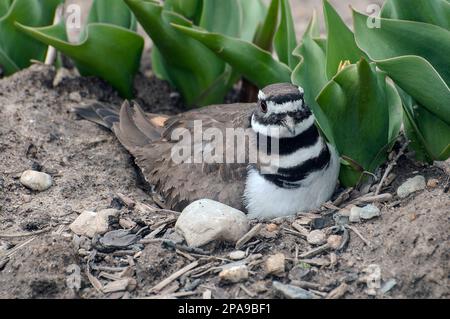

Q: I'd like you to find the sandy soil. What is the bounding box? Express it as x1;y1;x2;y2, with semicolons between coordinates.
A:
0;65;448;299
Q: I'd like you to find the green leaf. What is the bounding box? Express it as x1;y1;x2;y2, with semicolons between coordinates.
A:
87;0;136;30
252;0;279;51
274;0;298;69
239;0;267;42
323;0;363;79
353;10;450;86
199;0;241;37
381;0;450;30
17;22;144;98
399;87;450;162
164;0;202;23
0;0;62;75
386;81;403;145
353;10;450;125
125;0;226;106
316;59;394;186
292;12;333;144
173;23;291;88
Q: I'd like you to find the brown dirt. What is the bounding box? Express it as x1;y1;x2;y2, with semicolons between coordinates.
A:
0;65;448;299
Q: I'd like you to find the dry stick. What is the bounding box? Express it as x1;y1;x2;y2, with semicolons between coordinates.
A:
352;193;393;205
326;283;349;299
375;142;409;195
0;227;51;239
44;5;62;65
236;224;263;249
150;261;199;293
144;291;201;299
345;225;372;247
3;236;37;259
298;244;330;259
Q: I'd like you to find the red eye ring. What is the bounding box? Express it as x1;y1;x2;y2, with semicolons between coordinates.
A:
260;100;268;113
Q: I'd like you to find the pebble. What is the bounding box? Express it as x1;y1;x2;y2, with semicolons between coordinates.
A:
69;209;119;238
69;91;82;102
265;253;286;276
327;235;343;249
228;250;246;260
306;230;326;245
359;204;381;220
219;265;249;283
350;205;380;221
272;281;315;299
380;278;397;294
397;175;426;198
175;199;249;247
427;179;439;188
19;170;52;191
349;207;361;223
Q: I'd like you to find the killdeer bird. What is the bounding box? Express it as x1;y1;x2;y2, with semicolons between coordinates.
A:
75;83;340;219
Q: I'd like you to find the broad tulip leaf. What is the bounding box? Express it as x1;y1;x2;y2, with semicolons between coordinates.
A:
381;0;450;30
317;59;396;186
17;22;144;98
164;0;202;23
292;12;333;144
323;0;363;79
239;0;267;42
253;0;279;51
87;0;136;30
173;24;291;88
125;0;226;106
274;0;298;69
0;0;62;75
399;87;450;162
200;0;241;38
353;11;450;125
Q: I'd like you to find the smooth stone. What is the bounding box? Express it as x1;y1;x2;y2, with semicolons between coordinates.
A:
219;265;249;283
20;170;52;191
69;209;119;238
228;250;246;260
306;230;327;245
349;207;361;223
327;235;343;249
397;175;426;198
272;281;315;299
175;199;249;248
265;253;286;276
359;204;381;220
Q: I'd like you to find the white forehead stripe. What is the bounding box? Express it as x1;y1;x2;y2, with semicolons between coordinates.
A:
267;100;304;114
258;90;266;101
251;113;315;138
298;87;304;94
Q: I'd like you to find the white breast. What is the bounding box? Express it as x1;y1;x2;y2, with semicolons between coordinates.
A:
243;143;340;220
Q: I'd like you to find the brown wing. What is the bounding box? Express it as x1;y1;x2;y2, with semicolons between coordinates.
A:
112;101;256;211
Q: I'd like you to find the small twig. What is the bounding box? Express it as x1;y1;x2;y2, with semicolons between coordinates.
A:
236;224;263;249
351;193;393;205
240;285;256;298
282;227;307;238
2;236;37;258
150;261;199;293
144;291;201;299
345;225;372;248
375;142;409;195
326;283;349;299
0;227;51;238
298;244;330;259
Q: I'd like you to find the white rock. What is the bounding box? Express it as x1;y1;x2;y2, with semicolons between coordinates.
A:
219;265;249;283
69;209;119;238
175;199;249;247
359;204;381;220
69;91;82;102
349;207;361;223
229;250;246;260
397;175;426;198
306;230;326;245
20;170;52;191
265;253;286;276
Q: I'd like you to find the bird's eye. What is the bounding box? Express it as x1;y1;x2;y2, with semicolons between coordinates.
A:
260;100;268;113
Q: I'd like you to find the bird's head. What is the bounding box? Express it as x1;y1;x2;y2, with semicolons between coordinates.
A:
251;83;313;138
